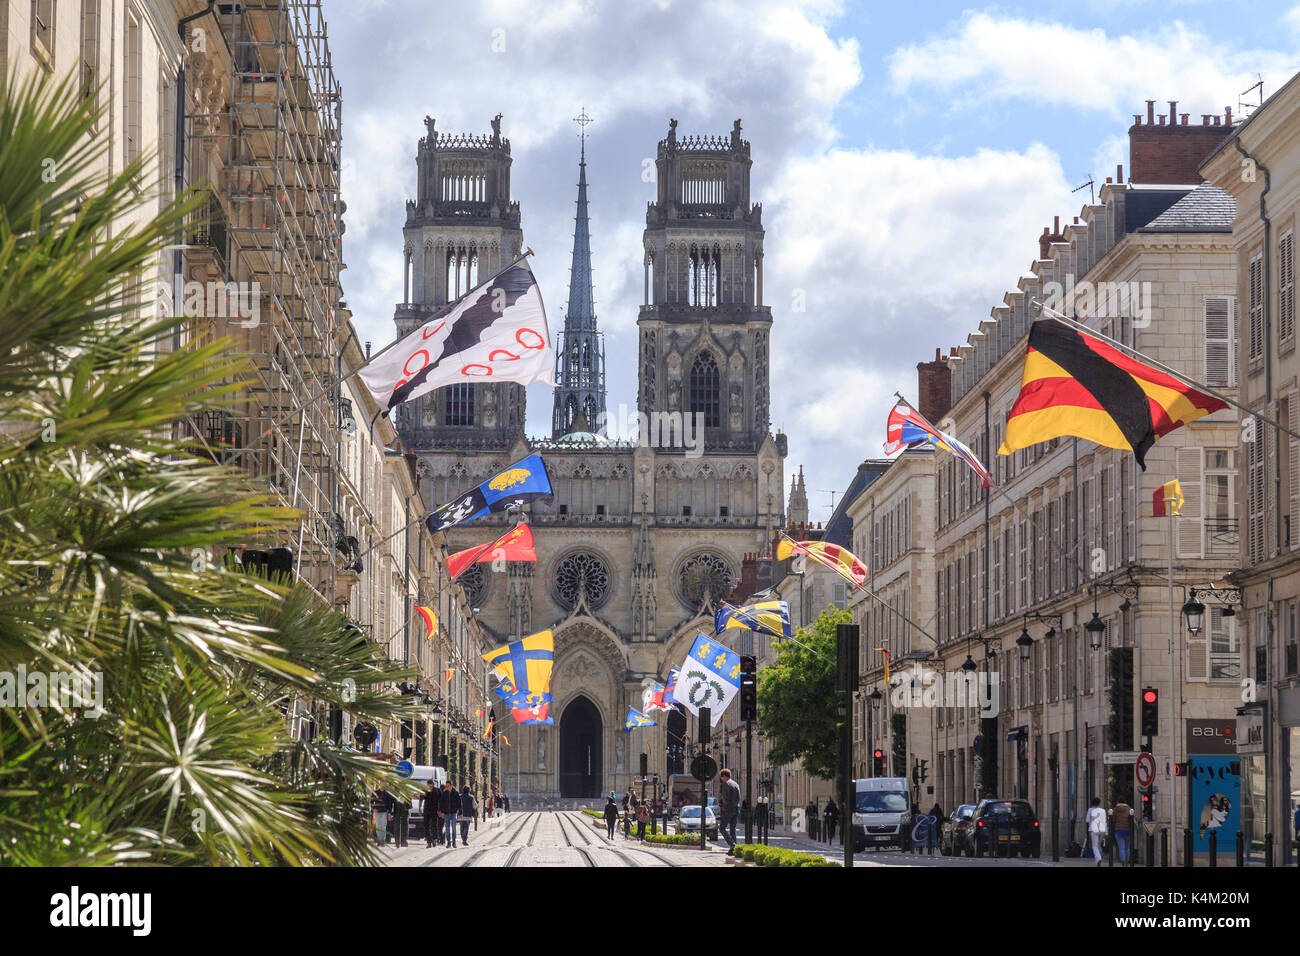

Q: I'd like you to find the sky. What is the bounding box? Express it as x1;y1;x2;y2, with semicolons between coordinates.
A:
328;0;1300;524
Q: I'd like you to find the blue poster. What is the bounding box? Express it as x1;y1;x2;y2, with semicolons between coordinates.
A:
1188;756;1240;853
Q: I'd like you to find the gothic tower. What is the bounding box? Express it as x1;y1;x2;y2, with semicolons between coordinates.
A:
637;118;770;451
393;114;526;450
551;111;607;437
787;465;808;526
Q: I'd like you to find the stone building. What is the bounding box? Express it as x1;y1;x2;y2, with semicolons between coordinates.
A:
393;117;788;802
1203;72;1300;866
924;103;1242;859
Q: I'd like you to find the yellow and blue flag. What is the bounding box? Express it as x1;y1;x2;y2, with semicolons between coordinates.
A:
625;708;656;731
427;454;554;533
483;629;554;697
715;600;792;640
675;635;741;726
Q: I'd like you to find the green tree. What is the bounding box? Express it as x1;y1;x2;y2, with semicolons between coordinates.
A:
756;606;850;780
0;71;421;865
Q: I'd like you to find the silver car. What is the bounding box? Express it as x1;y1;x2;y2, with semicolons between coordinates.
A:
676;805;719;840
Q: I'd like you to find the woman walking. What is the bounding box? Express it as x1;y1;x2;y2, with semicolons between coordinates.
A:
603;793;619;839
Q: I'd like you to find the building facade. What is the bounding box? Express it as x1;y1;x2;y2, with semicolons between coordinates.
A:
393;117;789;802
1203;74;1300;866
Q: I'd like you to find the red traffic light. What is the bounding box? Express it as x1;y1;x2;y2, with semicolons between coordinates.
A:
1141;793;1151;802
1142;689;1158;704
873;749;884;759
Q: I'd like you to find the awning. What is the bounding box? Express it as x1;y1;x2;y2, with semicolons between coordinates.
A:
1006;725;1028;741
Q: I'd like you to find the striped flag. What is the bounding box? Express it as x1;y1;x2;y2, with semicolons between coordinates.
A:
776;537;869;589
999;321;1226;469
1153;479;1184;517
884;402;993;487
715;601;792;640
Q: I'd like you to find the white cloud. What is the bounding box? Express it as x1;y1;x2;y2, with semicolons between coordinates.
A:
888;13;1297;118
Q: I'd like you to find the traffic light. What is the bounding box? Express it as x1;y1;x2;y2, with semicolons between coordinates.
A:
1173;761;1187;777
1140;788;1153;820
873;749;885;776
698;707;711;746
740;655;757;722
639;752;648;776
920;758;929;783
1140;687;1158;737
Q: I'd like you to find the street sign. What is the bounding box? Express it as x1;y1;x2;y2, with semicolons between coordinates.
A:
1103;751;1140;765
690;754;718;781
1142;821;1156;837
395;760;414;778
1135;752;1156;788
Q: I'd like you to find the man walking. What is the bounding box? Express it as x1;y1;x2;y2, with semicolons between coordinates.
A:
439;781;460;847
392;791;411;847
371;786;394;846
422;779;440;848
459;784;477;846
1085;797;1108;866
719;769;741;848
1110;799;1133;864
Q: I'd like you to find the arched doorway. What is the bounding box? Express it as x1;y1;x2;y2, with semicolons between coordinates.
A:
560;696;602;798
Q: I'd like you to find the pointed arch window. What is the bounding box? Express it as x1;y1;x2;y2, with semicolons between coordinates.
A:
690;352;720;428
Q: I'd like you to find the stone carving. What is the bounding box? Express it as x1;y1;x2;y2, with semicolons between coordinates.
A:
731;119;742;148
666;350;681;380
538;732;547;770
554;552;611;610
754;330;769;430
568;654;594;680
615;736;625;772
641;331;657;409
491;113;502;143
677;552;733;609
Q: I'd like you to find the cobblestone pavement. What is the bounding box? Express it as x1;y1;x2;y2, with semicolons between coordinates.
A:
380;810;734;868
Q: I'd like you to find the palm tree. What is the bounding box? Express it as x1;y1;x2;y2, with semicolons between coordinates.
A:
0;71;422;866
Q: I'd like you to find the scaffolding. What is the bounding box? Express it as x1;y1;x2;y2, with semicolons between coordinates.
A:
181;0;345;601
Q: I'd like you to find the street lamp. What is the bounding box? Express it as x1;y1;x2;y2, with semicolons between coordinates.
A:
1016;626;1033;662
1182;592;1205;635
1085;612;1106;651
961;654;977;672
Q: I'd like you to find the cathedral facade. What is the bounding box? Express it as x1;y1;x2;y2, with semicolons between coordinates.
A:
393;116;787;801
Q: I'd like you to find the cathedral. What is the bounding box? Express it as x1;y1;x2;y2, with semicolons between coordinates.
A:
393;114;787;800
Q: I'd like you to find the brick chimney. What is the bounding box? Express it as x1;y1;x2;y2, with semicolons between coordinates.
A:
1039;215;1066;259
917;347;952;423
1128;98;1235;184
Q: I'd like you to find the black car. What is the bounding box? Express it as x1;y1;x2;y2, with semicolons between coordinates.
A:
940;804;976;856
970;799;1041;858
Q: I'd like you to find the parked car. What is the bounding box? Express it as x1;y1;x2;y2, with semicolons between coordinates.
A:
970;799;1041;858
676;805;719;840
940;804;976;856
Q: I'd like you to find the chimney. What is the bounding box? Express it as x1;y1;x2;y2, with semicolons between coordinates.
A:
917;351;952;423
1128;97;1234;184
1226;106;1233;124
1117;163;1123;183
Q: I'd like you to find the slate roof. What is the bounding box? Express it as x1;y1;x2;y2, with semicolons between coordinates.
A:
1136;182;1235;233
1124;187;1190;232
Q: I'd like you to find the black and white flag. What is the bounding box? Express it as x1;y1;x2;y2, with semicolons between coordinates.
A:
358;258;553;415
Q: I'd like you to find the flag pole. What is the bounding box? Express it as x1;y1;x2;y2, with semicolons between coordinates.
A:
1033;301;1300;444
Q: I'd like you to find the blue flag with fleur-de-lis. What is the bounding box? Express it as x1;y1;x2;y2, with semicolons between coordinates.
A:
675;634;741;727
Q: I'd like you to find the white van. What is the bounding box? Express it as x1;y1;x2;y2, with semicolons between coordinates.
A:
851;778;912;851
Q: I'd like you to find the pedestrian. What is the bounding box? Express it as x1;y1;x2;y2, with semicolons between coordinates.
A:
459;784;477;845
636;800;650;840
485;791;495;818
371;786;394;846
603;794;619;839
719;768;741;847
623;787;635;838
1110;799;1133;864
503;792;510;814
1086;797;1108;866
392;792;411;847
422;779;439;848
823;798;839;844
929;802;945;848
805;800;818;841
439;781;460;847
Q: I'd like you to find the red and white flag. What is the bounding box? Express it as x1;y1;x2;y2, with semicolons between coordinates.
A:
358;258;553;415
446;523;537;579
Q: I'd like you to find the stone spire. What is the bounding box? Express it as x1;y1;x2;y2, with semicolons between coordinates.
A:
551;109;607;438
787;465;808;526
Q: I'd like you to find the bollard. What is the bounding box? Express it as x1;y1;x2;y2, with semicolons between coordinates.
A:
1161;827;1169;867
1266;833;1274;868
1184;828;1193;868
1209;830;1216;867
1236;831;1243;868
1146;829;1155;867
1052;815;1061;862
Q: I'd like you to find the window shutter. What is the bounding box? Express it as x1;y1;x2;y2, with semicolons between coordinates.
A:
1176;445;1203;558
1249;255;1265;360
1249;428;1266;564
1281;232;1295;345
1291;398;1300;549
1186;621;1209;682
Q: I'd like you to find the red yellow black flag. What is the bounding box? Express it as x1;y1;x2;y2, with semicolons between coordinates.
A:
999;321;1226;469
